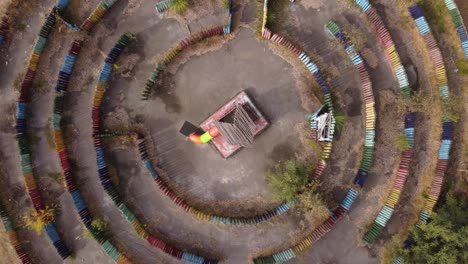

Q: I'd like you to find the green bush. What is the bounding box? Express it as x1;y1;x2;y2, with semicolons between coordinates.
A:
265;159;311;201
456;59;468;75
418;0;449;34
265;0;289;32
297;180;328;219
381;235;404;264
395;134;410;152
402;192;468;264
220;0;229;9
254;0;264;39
441;96;464;123
334;112;347;133
91;218;108;233
169;0;189;14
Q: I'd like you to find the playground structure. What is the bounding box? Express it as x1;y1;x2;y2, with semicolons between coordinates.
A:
181;91;269;159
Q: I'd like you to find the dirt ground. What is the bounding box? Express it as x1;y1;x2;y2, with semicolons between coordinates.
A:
0;0;465;263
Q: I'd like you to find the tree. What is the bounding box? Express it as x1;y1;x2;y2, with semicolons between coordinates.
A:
265;159;311;201
402;193;468;264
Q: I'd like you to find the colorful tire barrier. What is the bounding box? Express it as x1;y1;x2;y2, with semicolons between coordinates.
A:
326;20;377;187
137;135;296;225
155;0;232;34
253;4;366;263
253;0;415;261
0;202;33;264
390;6;454;263
51;40;131;263
14;3;71;259
253;189;359;263
353;0;411;96
408;4;453;225
444;0;468;58
350;0;422;247
79;0;119;32
362;112;416;244
327;19;418;245
92;33;218;264
261;28;335;179
0;15;9;45
141;26;225;100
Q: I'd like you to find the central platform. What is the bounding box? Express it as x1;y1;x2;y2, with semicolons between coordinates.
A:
200;91;269;159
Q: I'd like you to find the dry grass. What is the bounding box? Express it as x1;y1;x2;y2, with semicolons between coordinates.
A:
248;215;323;261
105;135;136;150
393;91;440;117
0;226;21;264
265;0;289;31
46;128;55;149
342;24;368;52
48;172;65;185
12;72;24;92
163;33;235;75
380;234;404;264
390;0;417;30
254;0;264;39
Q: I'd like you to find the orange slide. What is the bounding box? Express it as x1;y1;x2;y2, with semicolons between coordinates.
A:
188;127;220;144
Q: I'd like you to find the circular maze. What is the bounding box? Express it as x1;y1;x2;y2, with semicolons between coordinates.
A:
0;0;466;263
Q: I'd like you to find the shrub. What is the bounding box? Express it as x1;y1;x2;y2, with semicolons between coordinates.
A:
89;217;111;240
297;180;328;219
265;0;289;32
342;25;368;51
169;0;189;14
91;217;108;233
395;134;410;152
456;59;468;75
265;159;311;201
22;207;55;234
